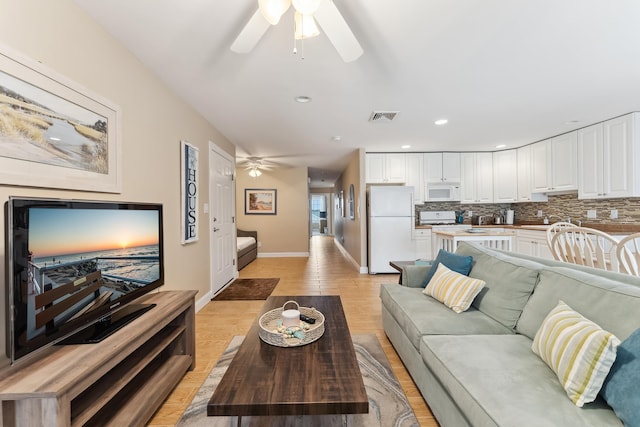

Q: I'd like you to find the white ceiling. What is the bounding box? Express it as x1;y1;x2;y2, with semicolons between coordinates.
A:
75;0;640;187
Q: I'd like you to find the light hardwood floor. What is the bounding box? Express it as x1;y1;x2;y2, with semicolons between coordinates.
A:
148;235;438;426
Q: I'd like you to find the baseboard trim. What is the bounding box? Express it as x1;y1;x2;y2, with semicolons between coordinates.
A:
196;291;213;312
258;252;310;258
333;238;367;273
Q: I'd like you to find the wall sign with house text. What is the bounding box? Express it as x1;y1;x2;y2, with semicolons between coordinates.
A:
181;140;199;244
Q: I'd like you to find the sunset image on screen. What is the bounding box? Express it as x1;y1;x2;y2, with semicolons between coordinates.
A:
28;208;159;258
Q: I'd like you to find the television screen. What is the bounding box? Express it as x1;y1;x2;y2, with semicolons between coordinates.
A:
5;197;164;363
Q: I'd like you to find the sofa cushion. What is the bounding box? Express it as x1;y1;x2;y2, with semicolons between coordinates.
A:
532;301;620;407
379;284;512;350
454;242;543;330
420;334;623;427
517;267;640;341
421;249;473;287
423;264;485;313
401;264;434;288
601;327;640;425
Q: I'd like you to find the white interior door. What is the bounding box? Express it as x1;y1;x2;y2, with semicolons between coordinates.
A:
209;143;235;294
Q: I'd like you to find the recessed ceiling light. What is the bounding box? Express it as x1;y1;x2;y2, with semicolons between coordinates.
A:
564;120;580;125
332;136;342;142
495;144;507;149
434;119;448;126
295;95;312;103
401;145;411;149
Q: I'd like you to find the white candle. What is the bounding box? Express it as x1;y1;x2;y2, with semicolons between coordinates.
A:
281;309;300;327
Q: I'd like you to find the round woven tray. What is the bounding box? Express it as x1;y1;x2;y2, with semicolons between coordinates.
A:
258;300;325;347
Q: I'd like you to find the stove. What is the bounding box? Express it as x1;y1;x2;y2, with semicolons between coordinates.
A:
419;211;471;230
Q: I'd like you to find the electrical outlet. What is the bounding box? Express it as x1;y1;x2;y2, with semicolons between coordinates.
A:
468;210;473;217
610;209;618;219
258;241;262;248
537;210;543;217
587;210;597;219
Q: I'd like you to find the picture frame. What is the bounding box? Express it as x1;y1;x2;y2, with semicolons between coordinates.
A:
245;188;277;215
181;140;199;244
348;184;355;220
0;43;122;193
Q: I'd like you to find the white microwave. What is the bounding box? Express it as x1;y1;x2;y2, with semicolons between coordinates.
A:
426;183;461;201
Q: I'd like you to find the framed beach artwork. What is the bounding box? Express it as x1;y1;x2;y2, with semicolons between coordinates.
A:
0;44;122;193
245;188;277;215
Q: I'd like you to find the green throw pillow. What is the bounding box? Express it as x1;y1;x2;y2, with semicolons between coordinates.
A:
421;249;473;288
531;301;620;407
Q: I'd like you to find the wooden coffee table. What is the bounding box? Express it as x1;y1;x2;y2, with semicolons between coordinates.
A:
207;295;369;422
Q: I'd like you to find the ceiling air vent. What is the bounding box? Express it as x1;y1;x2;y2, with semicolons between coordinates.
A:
369;111;399;122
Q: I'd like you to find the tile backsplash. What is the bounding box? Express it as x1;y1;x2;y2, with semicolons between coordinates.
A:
416;193;640;225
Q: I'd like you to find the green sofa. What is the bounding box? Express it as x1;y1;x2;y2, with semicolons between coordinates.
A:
380;242;640;426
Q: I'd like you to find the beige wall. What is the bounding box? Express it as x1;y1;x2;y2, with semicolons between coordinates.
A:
333;149;366;269
0;0;235;362
236;167;310;255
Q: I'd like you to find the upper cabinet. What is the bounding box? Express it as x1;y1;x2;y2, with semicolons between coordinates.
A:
493;149;518;203
516;145;548;203
366;153;406;183
578;113;640;199
425;152;461;183
531;132;578;193
405;153;425;203
460;152;493;203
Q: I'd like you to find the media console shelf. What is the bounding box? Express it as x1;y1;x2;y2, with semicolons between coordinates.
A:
0;290;196;426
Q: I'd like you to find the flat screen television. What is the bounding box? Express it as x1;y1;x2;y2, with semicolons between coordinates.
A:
5;197;164;364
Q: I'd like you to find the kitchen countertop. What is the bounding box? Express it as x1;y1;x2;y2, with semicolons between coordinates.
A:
416;223;640;235
433;229;516;237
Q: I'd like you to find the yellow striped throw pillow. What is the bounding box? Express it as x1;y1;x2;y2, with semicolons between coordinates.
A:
532;301;620;407
423;263;485;313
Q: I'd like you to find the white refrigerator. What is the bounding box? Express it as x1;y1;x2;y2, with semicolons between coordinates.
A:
368;186;416;274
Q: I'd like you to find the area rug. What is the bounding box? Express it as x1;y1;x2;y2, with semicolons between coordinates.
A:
176;334;418;427
212;278;280;301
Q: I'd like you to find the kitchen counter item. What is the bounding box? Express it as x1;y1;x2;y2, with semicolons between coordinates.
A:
471;215;488;225
506;210;514;225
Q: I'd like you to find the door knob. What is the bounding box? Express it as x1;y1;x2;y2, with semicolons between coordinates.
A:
213;227;220;232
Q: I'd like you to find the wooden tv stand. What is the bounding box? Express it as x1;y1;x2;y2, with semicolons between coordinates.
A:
0;290;196;426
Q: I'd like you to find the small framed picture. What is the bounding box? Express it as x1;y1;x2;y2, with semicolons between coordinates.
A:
245;188;277;215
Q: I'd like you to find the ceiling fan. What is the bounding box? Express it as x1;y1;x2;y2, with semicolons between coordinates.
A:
237;156;276;177
231;0;363;62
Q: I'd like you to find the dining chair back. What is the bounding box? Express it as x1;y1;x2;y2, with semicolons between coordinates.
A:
616;233;640;276
546;222;578;261
550;227;620;272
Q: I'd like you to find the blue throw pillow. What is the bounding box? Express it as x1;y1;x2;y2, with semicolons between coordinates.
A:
421;249;473;288
600;327;640;425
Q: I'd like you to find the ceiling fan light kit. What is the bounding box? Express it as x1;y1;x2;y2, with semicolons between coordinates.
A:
258;0;291;25
233;0;363;62
292;0;322;15
294;12;320;40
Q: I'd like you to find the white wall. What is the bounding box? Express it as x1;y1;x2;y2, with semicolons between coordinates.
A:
0;0;234;363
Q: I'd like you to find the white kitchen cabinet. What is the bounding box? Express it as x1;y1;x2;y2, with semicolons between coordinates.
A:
460;152;493;203
531;132;578;193
516;229;553;260
414;228;432;260
493;149;518;203
366;153;406;183
405;153;425;203
425;152;461;183
516;145;548;202
578;113;640;199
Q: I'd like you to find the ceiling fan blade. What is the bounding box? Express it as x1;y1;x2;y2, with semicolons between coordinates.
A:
314;0;363;62
230;9;271;54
